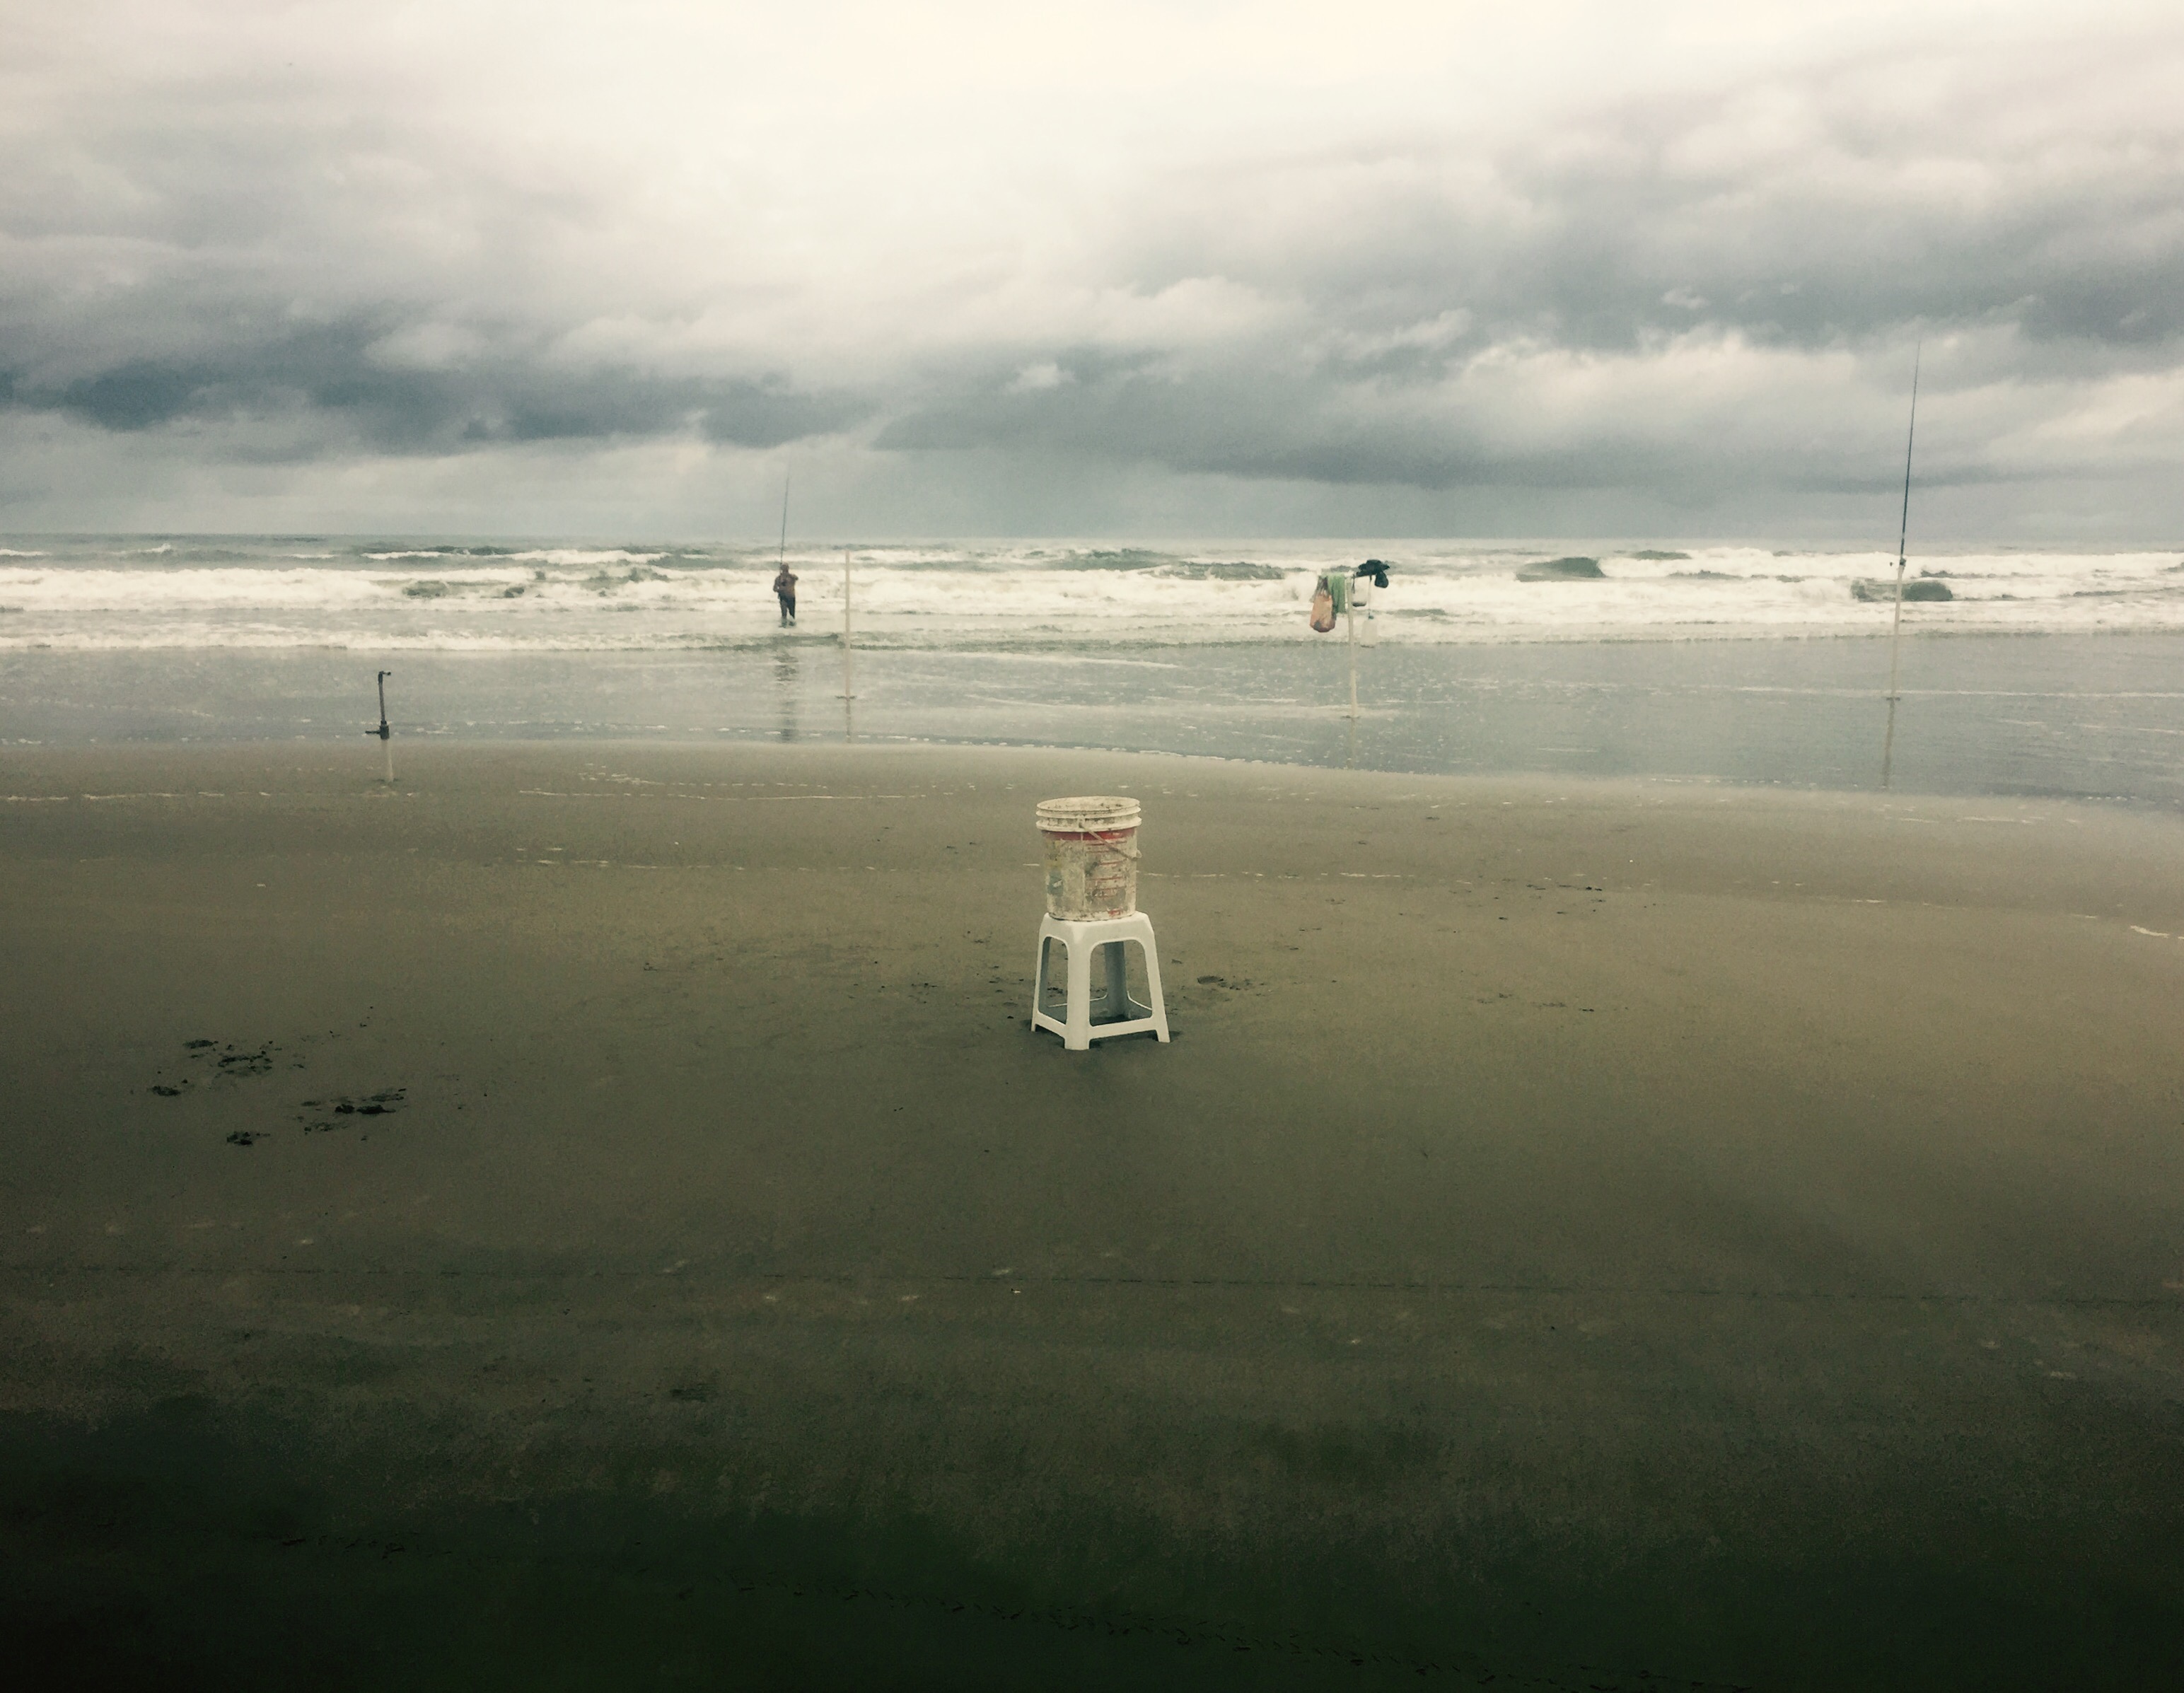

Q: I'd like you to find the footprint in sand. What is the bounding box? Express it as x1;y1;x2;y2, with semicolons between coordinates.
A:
148;1035;298;1097
297;1088;407;1132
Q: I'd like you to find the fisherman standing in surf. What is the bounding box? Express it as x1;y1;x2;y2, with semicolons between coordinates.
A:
773;562;798;626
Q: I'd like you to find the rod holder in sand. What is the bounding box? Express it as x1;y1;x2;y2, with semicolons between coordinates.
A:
1321;562;1389;730
840;548;857;704
1347;594;1359;722
369;670;393;781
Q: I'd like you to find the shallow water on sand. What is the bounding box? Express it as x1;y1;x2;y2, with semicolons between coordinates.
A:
3;634;2179;808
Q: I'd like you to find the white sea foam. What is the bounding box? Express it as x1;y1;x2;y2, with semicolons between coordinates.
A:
1;537;2180;652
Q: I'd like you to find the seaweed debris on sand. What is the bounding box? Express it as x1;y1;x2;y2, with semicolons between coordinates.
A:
1516;556;1608;581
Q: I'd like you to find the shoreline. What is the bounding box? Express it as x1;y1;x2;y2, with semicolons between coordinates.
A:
6;633;2183;811
8;730;2184;818
11;624;2184;656
4;742;2181;1687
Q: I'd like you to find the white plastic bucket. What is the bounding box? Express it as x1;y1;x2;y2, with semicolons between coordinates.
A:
1036;796;1142;918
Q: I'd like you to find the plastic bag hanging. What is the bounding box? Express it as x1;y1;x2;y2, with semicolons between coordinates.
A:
1308;582;1336;632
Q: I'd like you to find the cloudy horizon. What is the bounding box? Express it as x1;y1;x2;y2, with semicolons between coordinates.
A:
4;0;2180;541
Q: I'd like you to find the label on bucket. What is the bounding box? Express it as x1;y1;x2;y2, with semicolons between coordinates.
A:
1037;796;1142;919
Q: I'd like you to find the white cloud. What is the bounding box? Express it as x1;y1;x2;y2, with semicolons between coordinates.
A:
1007;362;1069;393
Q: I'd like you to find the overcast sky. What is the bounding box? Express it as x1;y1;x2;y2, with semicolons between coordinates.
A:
4;0;2179;540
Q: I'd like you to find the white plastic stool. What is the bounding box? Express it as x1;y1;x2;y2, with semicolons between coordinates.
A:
1032;912;1171;1051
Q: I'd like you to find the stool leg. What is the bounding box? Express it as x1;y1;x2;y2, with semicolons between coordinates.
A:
1065;934;1093;1051
1033;932;1053;1026
1101;939;1129;1023
1136;921;1171;1042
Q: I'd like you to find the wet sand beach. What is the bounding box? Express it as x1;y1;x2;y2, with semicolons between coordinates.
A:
3;743;2181;1689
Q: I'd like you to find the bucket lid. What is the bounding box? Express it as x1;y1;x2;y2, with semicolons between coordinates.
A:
1036;795;1141;833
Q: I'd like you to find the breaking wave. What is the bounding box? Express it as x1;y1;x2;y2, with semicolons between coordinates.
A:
2;535;2181;651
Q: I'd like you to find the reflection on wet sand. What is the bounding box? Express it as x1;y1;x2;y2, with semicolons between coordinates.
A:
773;644;799;742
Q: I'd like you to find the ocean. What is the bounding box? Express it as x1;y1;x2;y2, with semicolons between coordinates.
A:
4;535;2180;805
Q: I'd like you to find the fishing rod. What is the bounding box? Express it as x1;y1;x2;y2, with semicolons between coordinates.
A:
1880;344;1920;790
777;465;791;574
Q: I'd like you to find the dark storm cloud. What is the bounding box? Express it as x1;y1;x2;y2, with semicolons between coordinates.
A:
1128;35;2184;361
878;38;2184;493
8;316;861;453
1238;131;2184;362
877;357;1903;494
0;34;866;463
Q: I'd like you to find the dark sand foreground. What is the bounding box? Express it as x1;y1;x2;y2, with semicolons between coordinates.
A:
3;743;2180;1690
